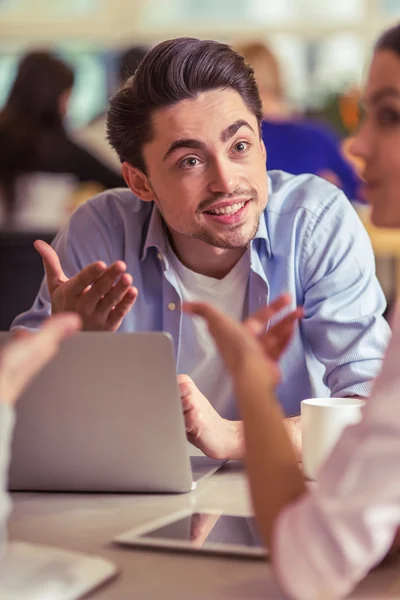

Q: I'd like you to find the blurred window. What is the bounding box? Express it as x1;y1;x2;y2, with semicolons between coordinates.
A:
381;0;400;15
137;0;365;25
0;46;108;128
310;35;366;107
0;0;100;17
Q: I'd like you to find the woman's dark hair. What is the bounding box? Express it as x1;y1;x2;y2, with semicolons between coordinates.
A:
375;24;400;56
107;37;263;174
0;51;74;217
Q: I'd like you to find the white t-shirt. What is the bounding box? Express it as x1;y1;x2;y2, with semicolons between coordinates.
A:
167;245;250;421
273;309;400;600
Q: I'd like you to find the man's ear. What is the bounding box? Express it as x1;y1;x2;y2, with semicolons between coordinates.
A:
122;162;155;202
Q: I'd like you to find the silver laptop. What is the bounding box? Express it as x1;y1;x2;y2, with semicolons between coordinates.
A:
0;331;224;493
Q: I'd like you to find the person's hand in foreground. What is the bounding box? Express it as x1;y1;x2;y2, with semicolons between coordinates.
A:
0;313;82;406
179;295;302;461
184;294;301;385
34;240;138;331
183;295;306;551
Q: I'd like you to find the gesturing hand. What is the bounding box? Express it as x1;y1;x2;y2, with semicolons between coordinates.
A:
0;313;81;406
35;240;138;331
178;374;242;460
184;294;303;389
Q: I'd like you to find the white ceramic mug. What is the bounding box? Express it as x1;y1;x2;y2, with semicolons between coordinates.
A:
301;397;366;480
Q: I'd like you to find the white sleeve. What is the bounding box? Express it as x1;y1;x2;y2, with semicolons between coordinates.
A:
272;314;400;600
0;403;15;557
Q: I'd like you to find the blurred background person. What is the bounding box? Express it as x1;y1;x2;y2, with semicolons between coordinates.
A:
238;41;361;200
0;51;124;230
75;45;148;173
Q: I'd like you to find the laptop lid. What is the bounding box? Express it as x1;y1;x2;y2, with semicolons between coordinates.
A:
2;331;195;493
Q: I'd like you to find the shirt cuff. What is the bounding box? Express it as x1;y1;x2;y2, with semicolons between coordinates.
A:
272;493;350;600
333;379;374;399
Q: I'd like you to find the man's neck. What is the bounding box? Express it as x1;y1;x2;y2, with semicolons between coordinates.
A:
167;230;248;279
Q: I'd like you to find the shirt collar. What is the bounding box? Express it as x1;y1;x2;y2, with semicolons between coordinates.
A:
251;208;271;258
253;172;273;258
140;203;167;262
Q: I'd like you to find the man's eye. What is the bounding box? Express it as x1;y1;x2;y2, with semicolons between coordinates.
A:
179;157;200;168
234;141;248;153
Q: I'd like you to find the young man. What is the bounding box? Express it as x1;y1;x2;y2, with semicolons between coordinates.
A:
12;37;390;461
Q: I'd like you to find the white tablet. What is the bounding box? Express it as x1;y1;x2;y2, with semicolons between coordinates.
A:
113;509;267;558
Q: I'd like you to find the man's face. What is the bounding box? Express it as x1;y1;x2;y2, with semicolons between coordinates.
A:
136;89;268;250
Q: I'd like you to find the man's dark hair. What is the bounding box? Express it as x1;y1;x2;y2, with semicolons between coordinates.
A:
107;37;263;173
118;45;148;83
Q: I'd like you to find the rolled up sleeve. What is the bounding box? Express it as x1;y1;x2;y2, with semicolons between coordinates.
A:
300;194;390;398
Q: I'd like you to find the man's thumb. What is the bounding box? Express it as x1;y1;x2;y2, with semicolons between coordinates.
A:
34;240;68;293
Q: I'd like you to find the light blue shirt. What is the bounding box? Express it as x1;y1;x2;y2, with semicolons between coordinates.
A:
12;171;391;417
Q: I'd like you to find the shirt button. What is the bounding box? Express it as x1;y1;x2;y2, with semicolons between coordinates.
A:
157;252;163;261
168;302;176;311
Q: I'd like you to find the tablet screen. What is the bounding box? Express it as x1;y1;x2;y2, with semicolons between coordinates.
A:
137;512;264;551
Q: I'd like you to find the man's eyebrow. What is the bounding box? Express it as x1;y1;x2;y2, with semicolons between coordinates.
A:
163;139;206;161
163;119;256;161
220;119;255;143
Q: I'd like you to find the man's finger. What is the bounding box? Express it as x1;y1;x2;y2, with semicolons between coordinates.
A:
65;261;108;298
80;262;127;314
34;240;69;294
93;272;132;320
177;373;194;387
106;287;138;331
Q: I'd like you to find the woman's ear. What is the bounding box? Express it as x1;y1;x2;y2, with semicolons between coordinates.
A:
122;162;155;202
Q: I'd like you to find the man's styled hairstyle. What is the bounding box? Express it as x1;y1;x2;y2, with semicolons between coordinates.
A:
107;37;263;173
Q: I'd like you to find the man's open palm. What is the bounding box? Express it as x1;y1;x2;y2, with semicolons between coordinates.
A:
35;240;138;331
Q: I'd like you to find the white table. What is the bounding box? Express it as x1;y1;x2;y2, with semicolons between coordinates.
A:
8;462;400;599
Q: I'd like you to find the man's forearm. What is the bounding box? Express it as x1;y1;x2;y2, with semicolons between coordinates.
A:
224;414;302;462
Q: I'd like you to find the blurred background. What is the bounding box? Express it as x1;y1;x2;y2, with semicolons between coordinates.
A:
1;0;400;328
1;0;398;131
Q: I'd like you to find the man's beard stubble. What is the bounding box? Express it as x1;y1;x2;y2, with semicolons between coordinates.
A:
150;181;263;250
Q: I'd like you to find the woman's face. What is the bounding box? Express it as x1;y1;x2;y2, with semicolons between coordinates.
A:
352;49;400;228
